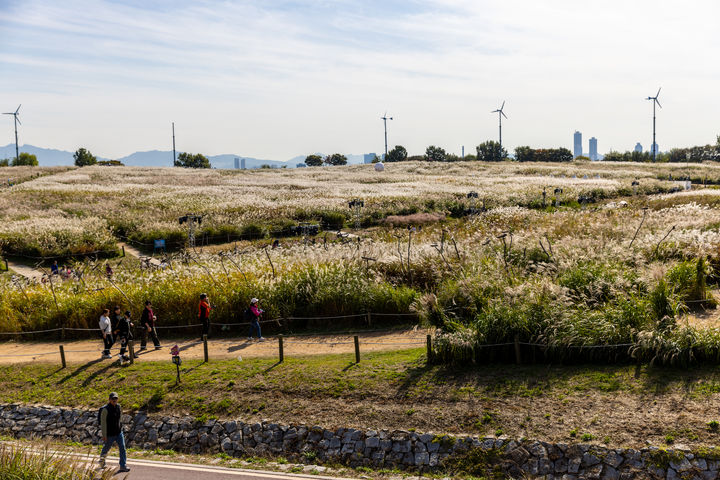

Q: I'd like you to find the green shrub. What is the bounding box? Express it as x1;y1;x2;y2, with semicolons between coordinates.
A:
240;222;266;240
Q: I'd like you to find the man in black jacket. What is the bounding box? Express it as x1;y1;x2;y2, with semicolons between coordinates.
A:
117;311;136;362
140;300;161;350
99;392;129;472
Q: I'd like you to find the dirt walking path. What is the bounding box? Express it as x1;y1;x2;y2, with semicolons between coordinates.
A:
5;259;44;279
119;242;162;266
0;329;429;364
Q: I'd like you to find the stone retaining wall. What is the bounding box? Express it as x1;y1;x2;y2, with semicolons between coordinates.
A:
0;403;716;479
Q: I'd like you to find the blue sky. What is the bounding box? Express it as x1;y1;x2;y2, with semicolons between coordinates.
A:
1;0;719;160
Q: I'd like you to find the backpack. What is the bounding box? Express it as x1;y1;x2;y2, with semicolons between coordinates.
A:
97;405;106;426
243;307;254;322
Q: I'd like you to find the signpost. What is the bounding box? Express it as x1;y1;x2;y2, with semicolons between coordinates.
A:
170;344;181;384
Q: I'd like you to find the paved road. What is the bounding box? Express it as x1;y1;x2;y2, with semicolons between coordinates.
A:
101;456;353;480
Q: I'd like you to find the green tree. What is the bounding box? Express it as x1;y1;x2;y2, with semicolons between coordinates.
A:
304;154;323;167
175;152;210;168
12;152;38;166
73;148;97;166
386;145;408;163
0;158;9;167
324;153;347;166
476;141;507;162
514;146;534;162
425;145;447;162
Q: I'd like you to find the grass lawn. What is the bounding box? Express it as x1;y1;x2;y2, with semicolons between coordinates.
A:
4;349;720;448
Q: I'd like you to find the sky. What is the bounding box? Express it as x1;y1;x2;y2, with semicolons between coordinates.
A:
1;0;719;161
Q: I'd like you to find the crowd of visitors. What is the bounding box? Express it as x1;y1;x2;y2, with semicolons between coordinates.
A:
98;294;265;359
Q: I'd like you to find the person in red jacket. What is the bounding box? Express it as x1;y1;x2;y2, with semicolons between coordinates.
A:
198;293;211;340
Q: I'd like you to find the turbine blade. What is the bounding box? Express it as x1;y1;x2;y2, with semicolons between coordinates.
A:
15;116;21;125
501;111;508;119
655;99;662;108
15;104;21;114
501;100;505;110
656;87;661;98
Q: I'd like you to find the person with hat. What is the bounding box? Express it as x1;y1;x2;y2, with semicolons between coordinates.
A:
99;392;130;472
198;293;211;340
247;298;264;341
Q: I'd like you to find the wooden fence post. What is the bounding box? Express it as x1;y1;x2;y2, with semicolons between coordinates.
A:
426;334;433;365
354;335;360;363
59;345;66;368
128;340;135;365
203;335;209;362
514;334;522;365
121;245;126;257
366;312;371;327
278;334;284;363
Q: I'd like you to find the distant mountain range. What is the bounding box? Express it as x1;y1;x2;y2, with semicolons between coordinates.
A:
0;144;367;168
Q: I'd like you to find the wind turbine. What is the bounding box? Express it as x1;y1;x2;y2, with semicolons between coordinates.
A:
646;88;661;162
2;105;21;164
381;112;393;160
491;101;507;157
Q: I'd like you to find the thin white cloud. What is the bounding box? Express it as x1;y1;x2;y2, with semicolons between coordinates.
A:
0;0;719;159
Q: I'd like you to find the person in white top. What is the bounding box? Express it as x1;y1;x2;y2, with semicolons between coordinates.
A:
99;308;113;359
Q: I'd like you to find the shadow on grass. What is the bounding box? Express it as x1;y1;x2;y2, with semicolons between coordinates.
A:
57;358;104;384
81;361;119;387
38;367;64;381
264;361;282;373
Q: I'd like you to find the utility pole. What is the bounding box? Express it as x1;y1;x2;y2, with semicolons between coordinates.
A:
172;122;176;166
381;113;393;159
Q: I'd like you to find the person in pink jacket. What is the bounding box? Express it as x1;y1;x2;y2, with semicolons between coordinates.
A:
247;298;264;341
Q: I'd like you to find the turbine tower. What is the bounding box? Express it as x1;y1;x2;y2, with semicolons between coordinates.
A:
646;88;661;162
2;105;21;164
381;112;393;160
491;101;507;157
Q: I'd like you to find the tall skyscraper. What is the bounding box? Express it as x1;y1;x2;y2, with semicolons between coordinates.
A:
363;153;377;164
573;131;582;158
241;158;246;169
234;157;240;169
651;143;659;156
589;137;598;161
634;143;643;153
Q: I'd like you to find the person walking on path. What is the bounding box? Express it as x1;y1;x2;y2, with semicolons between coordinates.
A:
99;392;130;472
111;306;124;359
198;293;211;340
247;298;264;341
117;311;136;362
99;309;113;359
140;300;161;350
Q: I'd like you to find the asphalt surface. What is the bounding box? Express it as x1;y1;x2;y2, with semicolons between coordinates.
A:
101;456;353;480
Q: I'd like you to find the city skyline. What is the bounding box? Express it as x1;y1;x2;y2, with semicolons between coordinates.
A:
2;1;720;160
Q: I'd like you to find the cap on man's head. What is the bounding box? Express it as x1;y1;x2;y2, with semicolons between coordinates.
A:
109;392;119;400
250;298;259;304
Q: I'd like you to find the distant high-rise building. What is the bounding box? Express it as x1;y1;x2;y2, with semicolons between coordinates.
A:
462;146;465;158
364;153;377;164
241;158;246;169
634;143;643;153
589;137;598;161
234;157;240;169
651;143;659;156
296;163;306;168
573;131;582;158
